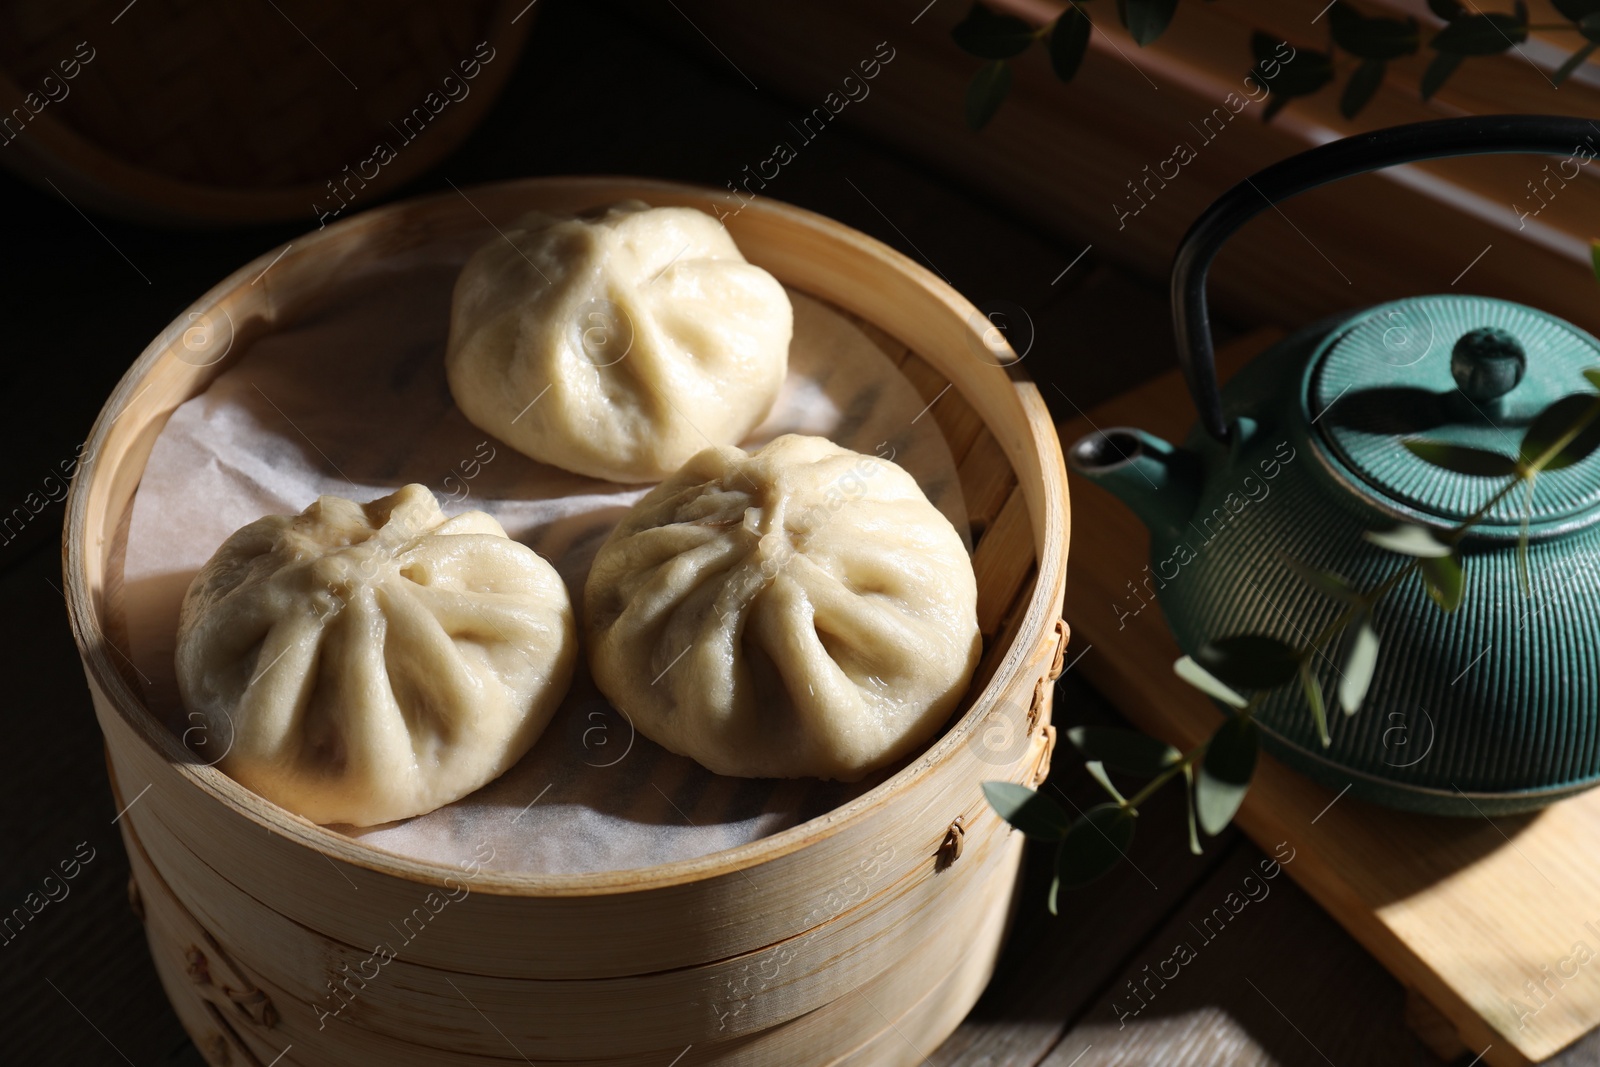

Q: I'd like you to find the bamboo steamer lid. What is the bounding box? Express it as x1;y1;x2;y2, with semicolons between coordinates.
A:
0;0;530;225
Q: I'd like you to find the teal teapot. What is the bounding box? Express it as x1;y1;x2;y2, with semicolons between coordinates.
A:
1069;115;1600;816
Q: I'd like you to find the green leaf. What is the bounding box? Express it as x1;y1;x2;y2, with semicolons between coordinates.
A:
1251;41;1335;122
1196;715;1258;835
1049;5;1093;81
1556;41;1598;82
1067;725;1181;777
951;3;1036;58
982;781;1072;840
1196;634;1301;689
1520;393;1600;471
1340;58;1387;118
1055;802;1137;893
965;60;1013;131
1431;14;1527;56
1264;48;1336;96
1420;551;1465;613
1278;554;1363;604
1402;438;1520;476
1338;617;1380;715
1427;0;1465;17
1174;655;1249;709
1117;0;1179;46
1585;367;1600;390
1182;764;1202;855
1330;4;1419;60
1262;73;1337;121
1085;761;1128;805
1421;49;1463;99
1364;523;1453;557
1301;660;1331;748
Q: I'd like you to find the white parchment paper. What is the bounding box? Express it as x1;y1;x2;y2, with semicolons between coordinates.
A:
121;244;968;875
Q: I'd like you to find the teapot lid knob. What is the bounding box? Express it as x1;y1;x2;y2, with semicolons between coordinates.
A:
1308;295;1600;536
1451;326;1526;405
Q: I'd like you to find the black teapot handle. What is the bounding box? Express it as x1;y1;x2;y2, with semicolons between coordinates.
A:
1173;114;1600;442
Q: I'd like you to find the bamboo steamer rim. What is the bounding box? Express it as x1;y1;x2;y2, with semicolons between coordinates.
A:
64;175;1069;897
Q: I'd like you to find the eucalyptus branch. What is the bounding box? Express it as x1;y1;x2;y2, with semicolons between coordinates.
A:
952;1;1591;132
985;367;1600;909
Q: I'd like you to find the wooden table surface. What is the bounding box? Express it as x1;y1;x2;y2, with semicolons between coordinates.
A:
3;2;1596;1064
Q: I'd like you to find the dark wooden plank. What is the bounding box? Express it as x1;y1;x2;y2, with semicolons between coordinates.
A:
0;539;191;1066
934;671;1244;1067
1036;842;1450;1067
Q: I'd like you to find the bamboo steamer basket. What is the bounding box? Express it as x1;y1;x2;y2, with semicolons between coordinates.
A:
0;1;530;225
64;177;1072;1065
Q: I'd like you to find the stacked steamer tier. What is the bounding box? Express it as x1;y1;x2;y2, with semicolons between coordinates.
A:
64;178;1071;1066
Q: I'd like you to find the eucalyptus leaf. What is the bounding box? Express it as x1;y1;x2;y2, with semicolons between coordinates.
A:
1196;634;1301;689
982;780;1072;840
1520;393;1600;471
1420;49;1464;99
1117;0;1179;46
1264;47;1336;96
1340;58;1387;118
1431;14;1527;56
1402;438;1519;477
1338;617;1380;715
1420;551;1465;613
1585;367;1600;390
1182;764;1202;855
1330;4;1419;60
1197;715;1258;835
1249;31;1335;98
951;4;1036;58
1301;659;1331;747
1364;523;1453;558
1174;655;1249;709
965;60;1013;131
1555;41;1598;83
1067;725;1181;777
1049;5;1093;81
1256;48;1336;122
1056;802;1138;891
1085;761;1129;805
1278;554;1362;604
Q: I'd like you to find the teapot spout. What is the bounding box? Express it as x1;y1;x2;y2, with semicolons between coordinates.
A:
1068;428;1201;542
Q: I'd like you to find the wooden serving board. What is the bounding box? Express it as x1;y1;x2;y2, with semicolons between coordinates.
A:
1062;330;1600;1067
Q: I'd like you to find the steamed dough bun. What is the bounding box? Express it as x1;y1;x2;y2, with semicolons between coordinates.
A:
175;484;576;827
584;434;981;780
446;201;793;483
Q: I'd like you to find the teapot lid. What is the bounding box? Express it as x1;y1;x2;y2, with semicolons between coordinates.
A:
1307;295;1600;538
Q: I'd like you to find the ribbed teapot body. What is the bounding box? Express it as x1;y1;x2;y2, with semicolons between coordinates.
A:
1145;321;1600;815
